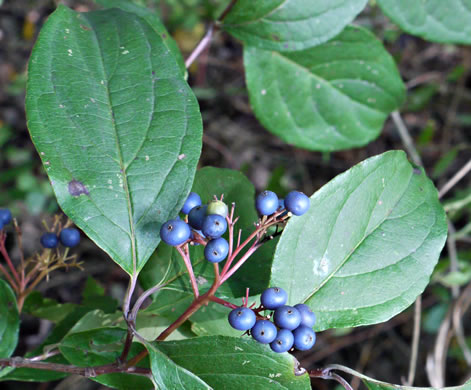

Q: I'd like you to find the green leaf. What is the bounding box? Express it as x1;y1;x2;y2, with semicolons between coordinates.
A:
377;0;471;45
271;151;447;330
0;279;19;358
244;25;406;152
146;343;211;390
23;291;77;323
95;0;186;76
26;5;202;275
223;0;368;51
156;336;311;389
59;311;153;390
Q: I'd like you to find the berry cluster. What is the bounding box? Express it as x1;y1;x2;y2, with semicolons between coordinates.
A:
256;190;309;217
40;228;81;249
228;287;316;354
160;192;231;263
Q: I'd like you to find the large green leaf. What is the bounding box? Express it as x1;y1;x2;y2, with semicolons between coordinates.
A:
377;0;471;45
0;279;19;358
26;5;202;275
271;151;447;330
244;25;406;152
95;0;186;75
156;336;311;389
147;343;211;389
223;0;368;51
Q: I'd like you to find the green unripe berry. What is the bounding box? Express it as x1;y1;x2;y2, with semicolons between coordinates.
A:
206;200;228;218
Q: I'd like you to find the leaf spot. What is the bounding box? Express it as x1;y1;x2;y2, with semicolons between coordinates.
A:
80;24;91;31
234;346;243;351
68;180;89;197
261;89;267;95
242;360;250;365
196;276;208;285
178;154;186;160
90;97;96;103
145;155;150;161
65;28;70;33
122;50;130;55
67;49;73;56
316;84;321;89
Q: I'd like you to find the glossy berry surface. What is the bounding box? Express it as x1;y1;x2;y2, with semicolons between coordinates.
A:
181;192;202;215
59;228;81;247
188;205;207;230
40;233;59;249
293;325;316;351
228;307;256;331
294;303;316;328
204;237;229;263
273;305;302;330
251;320;277;344
284;191;310;216
255;191;279;216
270;329;294;353
159;220;190;246
207;200;228;218
0;209;12;225
202;214;227;239
261;287;288;310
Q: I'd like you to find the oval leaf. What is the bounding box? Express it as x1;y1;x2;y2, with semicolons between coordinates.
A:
26;5;202;275
377;0;471;45
155;336;311;389
271;151;447;330
0;279;19;358
223;0;368;51
244;25;406;151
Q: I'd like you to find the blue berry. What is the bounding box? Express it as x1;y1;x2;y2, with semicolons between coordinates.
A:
294;304;316;328
251;320;277;344
270;329;294;353
207;200;228;218
59;228;81;247
202;214;227;239
293;325;316;351
278;199;285;211
256;191;279;216
204;238;229;263
284;191;310;216
188;205;207;230
228;307;256;331
273;305;301;330
261;287;288;310
0;209;12;225
159;219;190;246
40;233;59;249
181;192;202;215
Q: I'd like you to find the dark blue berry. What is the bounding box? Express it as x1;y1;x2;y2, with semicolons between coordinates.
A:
261;287;288;310
181;192;202;215
204;238;229;263
273;305;301;330
251;320;277;344
40;233;59;249
160;219;190;246
207;200;228;218
59;228;80;247
0;209;12;225
188;205;207;230
284;191;310;216
270;329;294;353
202;214;227;239
228;307;256;331
256;191;279;216
293;325;316;351
294;303;316;328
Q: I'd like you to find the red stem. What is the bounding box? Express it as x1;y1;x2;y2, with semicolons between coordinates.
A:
0;231;21;286
176;246;199;298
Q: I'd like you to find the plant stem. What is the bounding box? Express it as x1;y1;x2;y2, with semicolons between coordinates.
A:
0;231;21;286
309;368;353;390
391;111;423;167
0;262;19;292
438;159;471;199
176;245;199;298
122;274;138;320
217;0;238;22
185;24;214;69
209;295;238;309
0;358;150;377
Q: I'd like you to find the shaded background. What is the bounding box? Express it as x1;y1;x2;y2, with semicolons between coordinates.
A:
0;0;470;388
